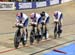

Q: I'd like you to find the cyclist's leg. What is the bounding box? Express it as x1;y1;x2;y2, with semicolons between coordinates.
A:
19;28;24;42
45;17;50;39
26;28;28;41
37;24;42;40
58;22;62;38
45;24;49;39
23;28;28;43
44;25;47;39
22;18;29;43
57;25;61;38
40;24;43;40
21;27;27;46
23;27;27;40
36;25;41;43
41;24;47;40
54;22;58;39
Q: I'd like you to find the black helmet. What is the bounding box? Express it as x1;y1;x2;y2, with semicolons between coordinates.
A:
40;11;45;17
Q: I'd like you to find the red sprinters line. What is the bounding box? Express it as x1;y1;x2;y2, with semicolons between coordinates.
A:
0;48;16;54
0;45;30;54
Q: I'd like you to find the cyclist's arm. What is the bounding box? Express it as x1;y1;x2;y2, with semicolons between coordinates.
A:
16;18;23;27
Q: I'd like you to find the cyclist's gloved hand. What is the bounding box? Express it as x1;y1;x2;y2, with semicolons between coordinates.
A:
16;23;23;27
19;23;23;27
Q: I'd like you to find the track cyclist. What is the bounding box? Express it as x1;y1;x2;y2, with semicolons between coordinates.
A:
40;11;50;40
15;12;29;46
53;10;63;39
30;12;42;44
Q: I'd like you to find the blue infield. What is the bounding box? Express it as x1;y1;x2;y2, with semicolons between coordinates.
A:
43;43;75;55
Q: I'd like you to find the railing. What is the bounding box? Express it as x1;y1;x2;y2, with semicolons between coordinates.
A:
0;0;72;10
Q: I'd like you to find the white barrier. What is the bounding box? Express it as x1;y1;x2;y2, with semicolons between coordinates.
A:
36;1;46;8
0;2;15;10
50;0;59;5
61;0;72;3
19;2;32;9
